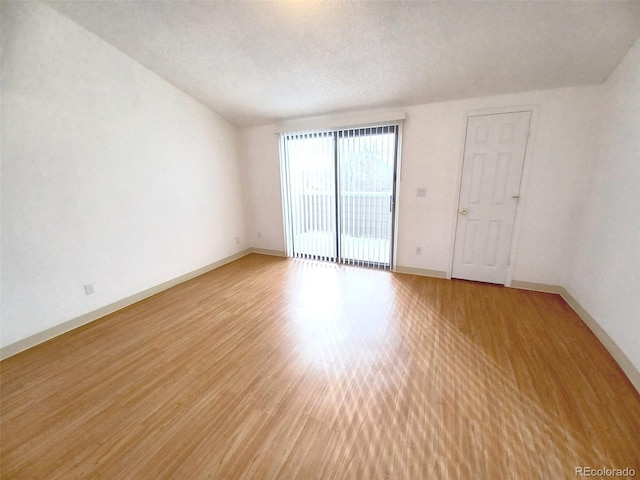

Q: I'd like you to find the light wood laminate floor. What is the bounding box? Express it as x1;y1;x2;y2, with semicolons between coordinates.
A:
1;254;639;479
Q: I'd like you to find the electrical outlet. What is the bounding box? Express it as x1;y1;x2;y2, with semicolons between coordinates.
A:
416;247;422;255
416;188;427;198
83;284;94;295
235;236;240;244
257;232;262;239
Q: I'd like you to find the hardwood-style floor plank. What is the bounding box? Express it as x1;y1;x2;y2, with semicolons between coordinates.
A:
1;254;639;479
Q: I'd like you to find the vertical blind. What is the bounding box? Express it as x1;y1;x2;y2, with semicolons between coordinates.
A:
280;125;397;269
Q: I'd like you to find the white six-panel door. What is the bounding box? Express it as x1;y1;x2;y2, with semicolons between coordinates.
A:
452;111;531;284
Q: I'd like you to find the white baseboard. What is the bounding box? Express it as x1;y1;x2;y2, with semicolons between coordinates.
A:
251;247;286;257
394;265;448;279
509;280;563;294
0;248;253;361
510;280;640;394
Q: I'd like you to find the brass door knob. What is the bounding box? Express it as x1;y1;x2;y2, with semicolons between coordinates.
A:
459;209;468;215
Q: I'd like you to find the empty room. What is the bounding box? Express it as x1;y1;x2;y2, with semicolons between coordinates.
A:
1;1;639;478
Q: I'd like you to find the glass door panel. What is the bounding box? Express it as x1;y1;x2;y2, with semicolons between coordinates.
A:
283;132;337;261
337;126;396;267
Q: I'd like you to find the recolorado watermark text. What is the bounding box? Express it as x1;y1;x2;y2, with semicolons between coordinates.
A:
575;466;636;477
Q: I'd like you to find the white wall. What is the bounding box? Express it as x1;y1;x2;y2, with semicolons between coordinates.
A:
1;2;247;348
566;38;640;372
241;86;601;285
240;126;285;253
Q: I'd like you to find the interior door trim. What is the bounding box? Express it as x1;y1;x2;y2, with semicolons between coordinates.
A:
448;105;538;285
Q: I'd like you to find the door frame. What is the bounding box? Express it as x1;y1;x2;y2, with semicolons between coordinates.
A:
447;104;539;286
391;121;404;270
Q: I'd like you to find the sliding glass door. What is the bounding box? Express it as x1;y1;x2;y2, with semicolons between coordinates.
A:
281;125;398;269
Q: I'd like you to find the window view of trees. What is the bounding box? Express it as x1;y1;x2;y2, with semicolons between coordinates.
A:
340;137;394;193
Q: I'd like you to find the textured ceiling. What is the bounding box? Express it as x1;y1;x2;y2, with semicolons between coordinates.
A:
46;1;640;127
